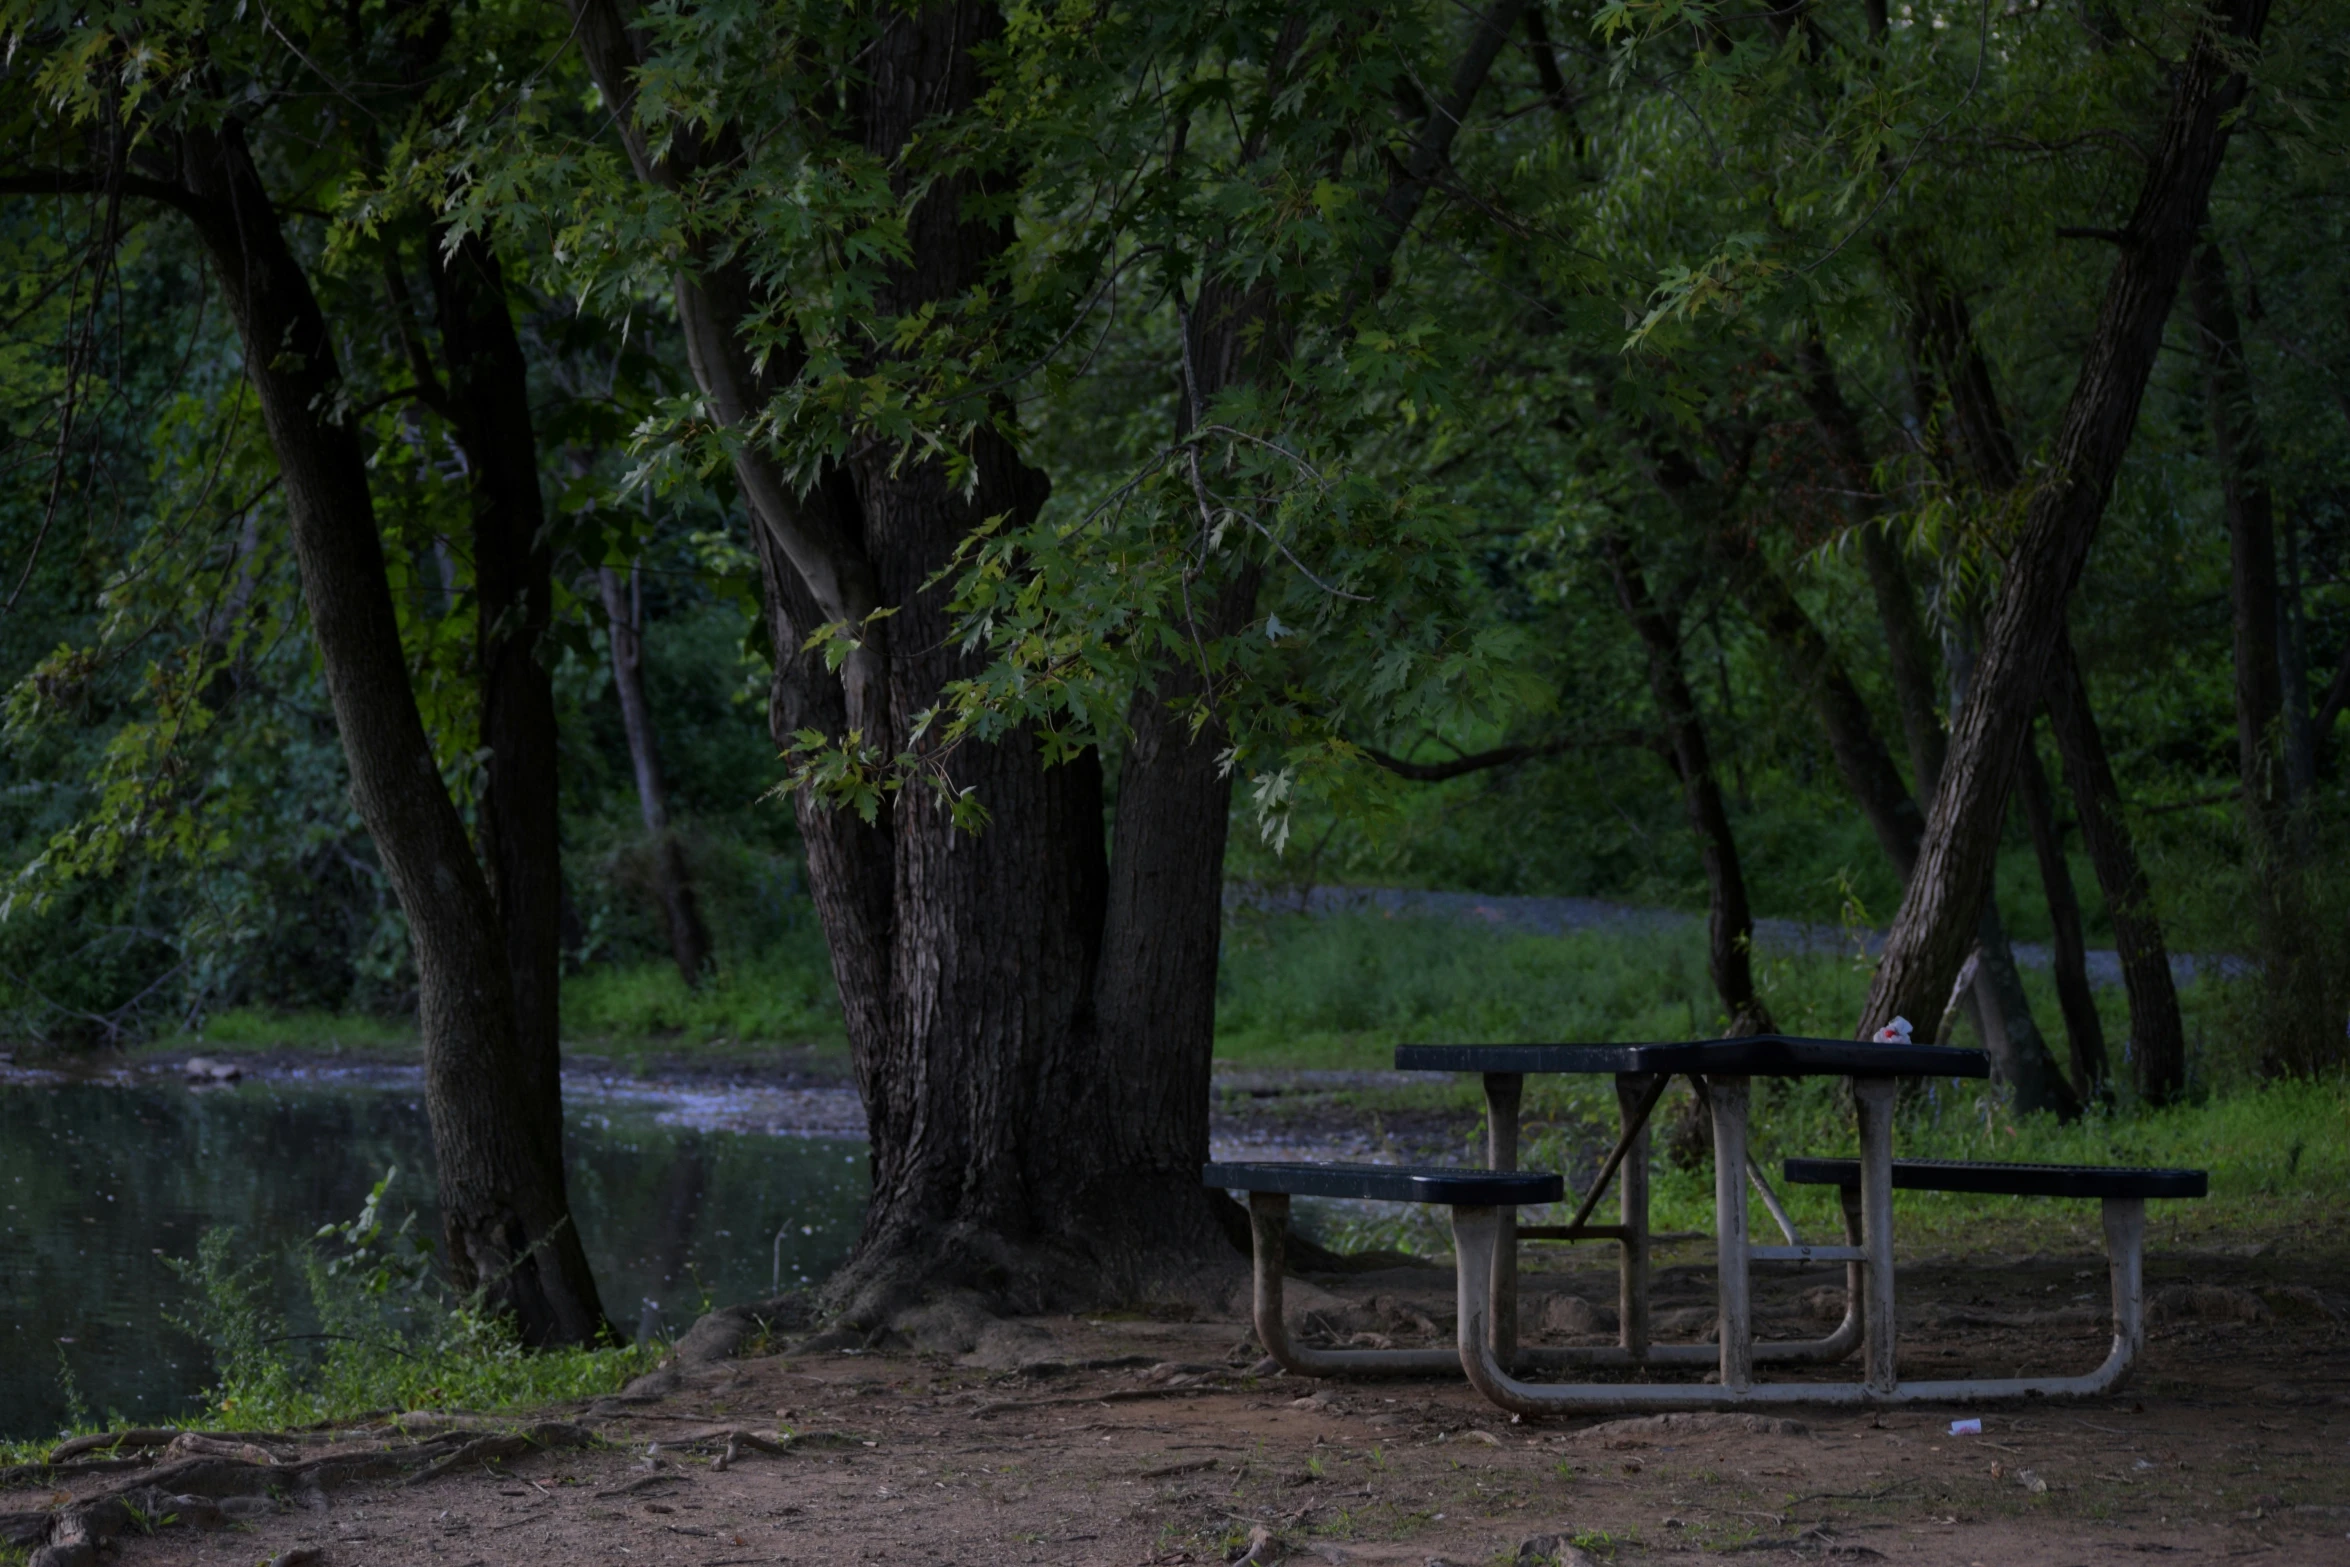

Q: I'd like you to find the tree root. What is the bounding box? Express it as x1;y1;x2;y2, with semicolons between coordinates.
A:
13;1420;598;1566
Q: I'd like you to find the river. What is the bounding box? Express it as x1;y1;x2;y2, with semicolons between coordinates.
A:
0;1063;870;1440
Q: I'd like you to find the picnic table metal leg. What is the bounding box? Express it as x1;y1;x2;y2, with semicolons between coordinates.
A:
1615;1072;1653;1362
1450;1188;2147;1414
1245;1190;1461;1378
2104;1196;2146;1366
1870;1193;2146;1403
1484;1071;1524;1370
1853;1077;1899;1395
1839;1183;1866;1353
1709;1074;1753;1393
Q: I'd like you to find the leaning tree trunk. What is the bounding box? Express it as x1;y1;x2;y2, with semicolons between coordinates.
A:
1734;549;2076;1115
163;122;609;1342
2188;236;2326;1076
1859;0;2271;1040
2015;731;2110;1102
1604;535;1775;1037
598;564;713;986
2044;636;2186;1103
1791;325;2077;1116
1888;238;2190;1092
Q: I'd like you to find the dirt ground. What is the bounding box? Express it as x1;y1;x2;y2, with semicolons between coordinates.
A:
8;1240;2347;1567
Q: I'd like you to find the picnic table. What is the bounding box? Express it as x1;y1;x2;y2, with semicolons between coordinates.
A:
1399;1036;1978;1409
1208;1034;2204;1412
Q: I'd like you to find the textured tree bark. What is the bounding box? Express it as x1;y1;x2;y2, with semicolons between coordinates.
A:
568;0;1535;1307
1859;0;2271;1039
1888;242;2190;1087
1735;551;2075;1113
427;227;567;1124
1784;336;2072;1114
1856;523;1949;799
1792;327;1949;797
2015;733;2109;1101
160;123;610;1342
1604;536;1774;1036
598;565;713;986
2045;636;2186;1104
1940;624;2078;1116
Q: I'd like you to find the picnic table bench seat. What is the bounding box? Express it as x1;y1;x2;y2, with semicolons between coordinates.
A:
1207;1160;1566;1378
1783;1158;2207;1200
1203;1160;1565;1207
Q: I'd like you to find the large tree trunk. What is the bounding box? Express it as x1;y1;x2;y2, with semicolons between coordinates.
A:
427;227;569;1144
1859;0;2270;1039
2188;237;2326;1075
1885;245;2191;1087
1603;536;1774;1036
2014;731;2109;1102
2044;636;2187;1104
161;123;609;1342
1735;551;2076;1114
598;564;713;986
1084;0;1534;1270
1783;337;2075;1114
569;0;1530;1309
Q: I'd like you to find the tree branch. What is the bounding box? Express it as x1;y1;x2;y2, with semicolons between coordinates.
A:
0;168;200;217
1358;728;1657;781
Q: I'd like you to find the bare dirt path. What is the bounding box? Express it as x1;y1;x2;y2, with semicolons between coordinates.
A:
11;1242;2344;1567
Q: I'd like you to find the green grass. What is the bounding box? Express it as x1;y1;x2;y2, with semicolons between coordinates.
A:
149;925;848;1067
561;930;846;1061
1228;911;2350;1259
1323;1067;2349;1260
1214;909;2266;1086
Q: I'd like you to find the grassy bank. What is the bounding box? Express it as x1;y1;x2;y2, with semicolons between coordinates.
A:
1212;910;2220;1082
155;922;849;1072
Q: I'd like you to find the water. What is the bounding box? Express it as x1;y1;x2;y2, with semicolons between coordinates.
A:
0;1069;869;1440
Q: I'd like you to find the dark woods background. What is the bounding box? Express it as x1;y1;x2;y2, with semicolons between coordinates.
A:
3;0;2347;1094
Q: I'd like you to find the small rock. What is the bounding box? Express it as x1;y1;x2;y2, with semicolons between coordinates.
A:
2149;1284;2268;1325
1516;1535;1598;1567
1537;1295;1616;1336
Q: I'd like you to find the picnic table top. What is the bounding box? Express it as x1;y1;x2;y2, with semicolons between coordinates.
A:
1393;1034;1991;1080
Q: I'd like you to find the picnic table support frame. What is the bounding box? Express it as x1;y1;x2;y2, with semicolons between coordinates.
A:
1483;1072;1522;1373
1246;1192;1460;1376
1499;1070;1864;1371
1615;1072;1651;1362
1450;1196;2150;1411
1855;1077;1899;1394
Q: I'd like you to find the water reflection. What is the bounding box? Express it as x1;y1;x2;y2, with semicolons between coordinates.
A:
0;1072;869;1439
